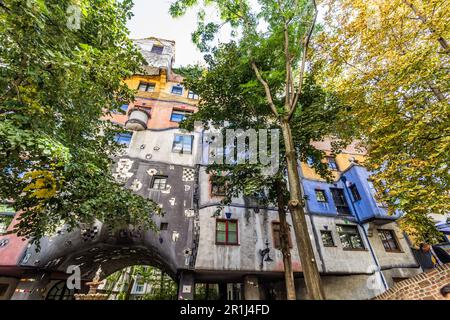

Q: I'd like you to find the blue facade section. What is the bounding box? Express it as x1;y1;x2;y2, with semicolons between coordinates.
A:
302;165;400;222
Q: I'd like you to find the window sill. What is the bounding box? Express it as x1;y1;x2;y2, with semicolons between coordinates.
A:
385;250;403;253
215;243;240;246
343;248;367;252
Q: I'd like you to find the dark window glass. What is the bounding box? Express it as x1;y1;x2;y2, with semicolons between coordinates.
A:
330;188;351;215
321;230;335;247
272;222;292;249
151;45;164;54
170;110;192;122
46;281;75;300
152;176;168;190
336;225;365;250
379;230;401;252
160;222;169;231
172;135;193;154
211;176;227;196
114;132;132;145
315;189;327;202
327;157;339;171
138;82;155;92
171;86;183;95
350;184;362;201
216;219;238;245
188;91;199;99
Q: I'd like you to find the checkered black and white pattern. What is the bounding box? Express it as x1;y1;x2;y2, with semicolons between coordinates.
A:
182;168;195;182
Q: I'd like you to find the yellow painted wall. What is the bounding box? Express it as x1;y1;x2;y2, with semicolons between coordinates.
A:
301;152;366;181
124;73;198;105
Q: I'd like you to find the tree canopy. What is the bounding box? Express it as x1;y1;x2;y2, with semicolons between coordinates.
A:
170;0;354;299
0;0;160;244
315;0;449;244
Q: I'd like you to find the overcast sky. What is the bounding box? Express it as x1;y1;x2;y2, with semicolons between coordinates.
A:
127;0;221;67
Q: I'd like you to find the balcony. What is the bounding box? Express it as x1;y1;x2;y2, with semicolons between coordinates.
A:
125;107;151;131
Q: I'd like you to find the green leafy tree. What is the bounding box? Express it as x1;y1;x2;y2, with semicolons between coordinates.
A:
171;0;332;300
0;0;160;244
177;39;346;300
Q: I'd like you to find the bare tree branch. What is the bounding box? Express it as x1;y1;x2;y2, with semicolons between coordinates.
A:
402;0;449;54
288;0;318;121
251;61;279;117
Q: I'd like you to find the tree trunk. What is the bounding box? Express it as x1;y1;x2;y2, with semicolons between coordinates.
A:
280;120;325;300
275;181;297;300
123;266;135;301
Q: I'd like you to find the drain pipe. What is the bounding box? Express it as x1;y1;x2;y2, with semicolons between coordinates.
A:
340;176;388;291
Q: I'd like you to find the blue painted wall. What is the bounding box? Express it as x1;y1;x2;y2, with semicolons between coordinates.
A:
302;165;400;222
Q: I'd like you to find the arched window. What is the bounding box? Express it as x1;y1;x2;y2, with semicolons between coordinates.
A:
46;281;75;300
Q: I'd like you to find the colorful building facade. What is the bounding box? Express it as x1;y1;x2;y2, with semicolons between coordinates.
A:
0;37;427;300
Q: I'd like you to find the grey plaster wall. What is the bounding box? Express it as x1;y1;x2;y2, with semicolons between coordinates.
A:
127;128;202;167
195;206;302;273
18;158;197;280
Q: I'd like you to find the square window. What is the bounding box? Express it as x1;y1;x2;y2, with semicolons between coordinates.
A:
188;91;199;99
134;282;145;293
378;229;401;252
215;219;238;245
171;86;183;95
330;188;351;215
350;184;362;201
336;225;365;250
211;176;227;196
151;45;164;54
152;176;168;190
170;110;192;122
172;135;193;154
160;222;169;231
320;230;335;247
138;82;155;92
315;189;327;202
327;157;339;171
114;132;132;146
272;222;293;249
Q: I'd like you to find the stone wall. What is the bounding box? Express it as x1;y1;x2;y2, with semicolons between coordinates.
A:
374;264;450;300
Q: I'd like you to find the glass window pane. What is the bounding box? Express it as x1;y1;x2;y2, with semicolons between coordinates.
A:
321;231;334;246
340;235;351;248
350;235;364;249
216;231;226;243
151;45;164;54
228;222;237;232
171;86;183;95
171;113;184;122
216;222;226;231
228;232;237;244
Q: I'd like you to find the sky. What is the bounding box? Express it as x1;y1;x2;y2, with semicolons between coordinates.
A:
126;0;324;67
126;0;219;67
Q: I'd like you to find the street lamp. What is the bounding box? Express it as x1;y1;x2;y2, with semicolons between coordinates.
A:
259;239;273;269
